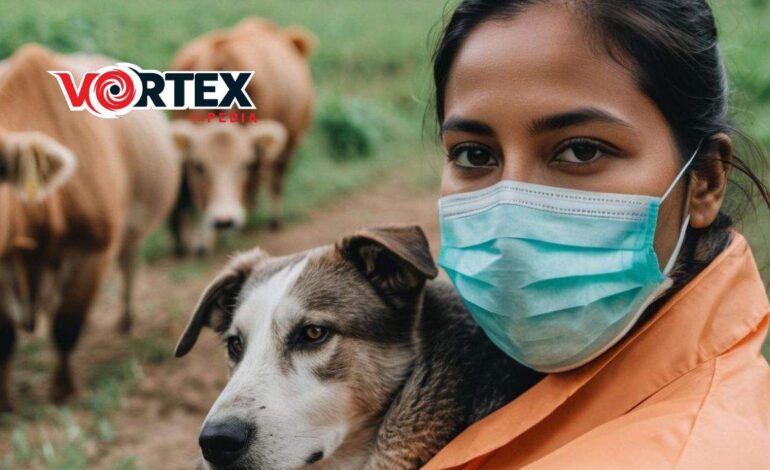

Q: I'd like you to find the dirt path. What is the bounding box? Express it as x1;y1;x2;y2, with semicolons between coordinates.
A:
1;174;440;470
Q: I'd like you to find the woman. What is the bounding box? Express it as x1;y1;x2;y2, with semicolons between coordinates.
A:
425;1;770;469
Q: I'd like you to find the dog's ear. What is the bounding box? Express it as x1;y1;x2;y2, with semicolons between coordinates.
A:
175;248;268;358
338;225;438;304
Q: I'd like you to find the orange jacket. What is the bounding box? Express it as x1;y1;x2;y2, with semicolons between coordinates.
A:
423;234;770;470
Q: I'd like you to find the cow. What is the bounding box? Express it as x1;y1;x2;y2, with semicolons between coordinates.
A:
169;17;316;256
0;44;180;411
168;119;288;256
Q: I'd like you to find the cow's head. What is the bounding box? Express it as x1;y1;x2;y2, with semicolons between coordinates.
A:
0;130;77;202
171;120;287;240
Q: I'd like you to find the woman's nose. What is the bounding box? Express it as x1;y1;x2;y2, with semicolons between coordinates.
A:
499;152;539;184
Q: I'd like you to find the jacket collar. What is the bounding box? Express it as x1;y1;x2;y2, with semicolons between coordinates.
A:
424;233;770;470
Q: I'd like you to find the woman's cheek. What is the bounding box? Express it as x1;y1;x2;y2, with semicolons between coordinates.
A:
652;186;689;269
440;162;500;196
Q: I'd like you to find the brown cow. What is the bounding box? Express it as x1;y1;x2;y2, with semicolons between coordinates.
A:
0;45;180;411
169;119;288;255
169;17;316;255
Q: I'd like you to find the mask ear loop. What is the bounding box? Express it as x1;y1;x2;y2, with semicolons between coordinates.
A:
661;141;702;202
661;141;703;274
663;212;690;275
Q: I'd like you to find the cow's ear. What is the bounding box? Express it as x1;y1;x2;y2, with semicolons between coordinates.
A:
175;248;269;358
337;226;437;308
0;131;77;202
284;26;317;58
169;120;196;159
249;119;288;165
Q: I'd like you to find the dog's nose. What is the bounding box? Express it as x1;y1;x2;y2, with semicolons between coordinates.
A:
199;419;252;466
213;218;235;230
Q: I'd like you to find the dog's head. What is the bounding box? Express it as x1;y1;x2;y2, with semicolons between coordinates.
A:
175;225;438;470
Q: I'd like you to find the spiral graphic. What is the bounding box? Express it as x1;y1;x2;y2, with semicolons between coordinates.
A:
88;63;141;118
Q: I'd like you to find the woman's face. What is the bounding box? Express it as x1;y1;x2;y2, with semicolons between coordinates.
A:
440;3;689;269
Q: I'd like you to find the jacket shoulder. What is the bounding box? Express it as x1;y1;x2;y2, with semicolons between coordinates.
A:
528;355;770;470
673;351;770;469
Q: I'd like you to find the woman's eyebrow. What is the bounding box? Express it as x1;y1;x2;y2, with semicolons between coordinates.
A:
528;107;631;134
440;116;496;136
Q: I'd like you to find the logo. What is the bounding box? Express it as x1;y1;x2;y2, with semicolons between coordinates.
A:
49;63;255;119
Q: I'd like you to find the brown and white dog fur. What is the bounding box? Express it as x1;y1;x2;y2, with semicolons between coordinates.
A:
176;226;541;470
0;45;180;412
169;16;316;255
169;119;288;256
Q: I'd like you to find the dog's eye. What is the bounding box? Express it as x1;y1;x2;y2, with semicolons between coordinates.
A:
227;336;244;362
302;325;329;344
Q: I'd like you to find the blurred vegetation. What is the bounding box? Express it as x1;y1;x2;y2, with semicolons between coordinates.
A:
1;349;145;470
712;0;770;291
317;94;381;160
0;0;768;467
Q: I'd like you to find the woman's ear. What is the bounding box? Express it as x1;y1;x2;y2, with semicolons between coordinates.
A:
688;133;733;229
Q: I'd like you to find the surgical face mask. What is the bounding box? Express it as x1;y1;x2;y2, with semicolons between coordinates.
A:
438;149;697;373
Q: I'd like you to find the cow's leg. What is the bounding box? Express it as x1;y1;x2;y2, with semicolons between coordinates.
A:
117;230;141;335
170;200;197;258
169;205;188;258
170;172;195;257
193;221;216;257
0;310;15;413
49;252;106;404
267;145;294;231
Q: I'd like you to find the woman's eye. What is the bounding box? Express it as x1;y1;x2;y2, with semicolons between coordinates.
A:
451;146;498;169
227;336;244;362
553;142;606;164
301;325;330;344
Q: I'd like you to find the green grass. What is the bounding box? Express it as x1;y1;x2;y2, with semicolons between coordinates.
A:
0;355;144;470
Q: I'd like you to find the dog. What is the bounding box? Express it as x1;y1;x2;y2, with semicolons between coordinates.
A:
175;225;542;469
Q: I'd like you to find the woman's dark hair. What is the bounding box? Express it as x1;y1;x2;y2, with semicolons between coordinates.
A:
431;0;770;238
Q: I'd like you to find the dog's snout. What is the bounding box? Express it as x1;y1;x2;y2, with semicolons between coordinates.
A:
199;419;252;466
213;218;236;230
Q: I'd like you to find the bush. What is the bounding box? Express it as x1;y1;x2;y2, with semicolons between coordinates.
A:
317;94;380;161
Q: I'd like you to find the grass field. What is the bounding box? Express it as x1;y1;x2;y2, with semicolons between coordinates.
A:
0;0;768;468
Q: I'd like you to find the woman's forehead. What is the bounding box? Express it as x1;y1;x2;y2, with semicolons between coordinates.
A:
443;3;651;126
